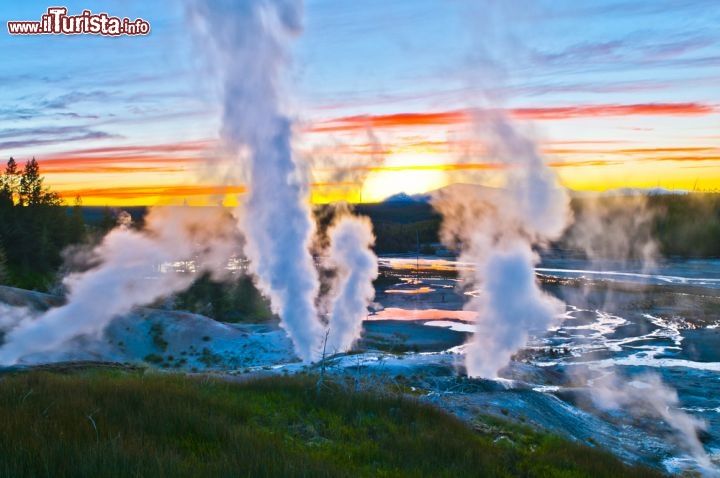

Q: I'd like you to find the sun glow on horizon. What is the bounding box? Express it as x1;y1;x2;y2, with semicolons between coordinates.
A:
37;117;720;207
359;152;448;202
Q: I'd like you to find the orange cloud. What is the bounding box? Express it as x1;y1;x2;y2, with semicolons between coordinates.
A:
35;140;214;176
311;111;468;133
47;165;189;174
40;155;197;174
512;103;714;120
311;111;462;133
58;184;246;200
543;146;720;159
58;181;362;203
310;103;715;133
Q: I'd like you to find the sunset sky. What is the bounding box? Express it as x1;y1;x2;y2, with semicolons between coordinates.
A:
1;0;719;205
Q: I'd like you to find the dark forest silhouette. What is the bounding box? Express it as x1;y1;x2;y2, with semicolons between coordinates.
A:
0;157;84;289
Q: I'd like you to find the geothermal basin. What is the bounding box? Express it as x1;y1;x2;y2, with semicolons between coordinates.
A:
2;255;720;474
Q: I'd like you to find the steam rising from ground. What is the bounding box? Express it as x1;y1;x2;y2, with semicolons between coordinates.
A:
0;208;239;365
464;244;563;378
190;0;377;361
427;1;571;379
563;196;714;470
590;372;711;470
567;194;659;271
190;0;324;361
324;216;378;354
433;115;570;378
0;304;31;333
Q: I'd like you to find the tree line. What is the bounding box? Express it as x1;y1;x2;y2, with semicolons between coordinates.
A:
0;157;84;289
0;157;274;322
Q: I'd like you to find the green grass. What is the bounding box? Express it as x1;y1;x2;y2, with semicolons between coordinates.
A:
0;370;665;477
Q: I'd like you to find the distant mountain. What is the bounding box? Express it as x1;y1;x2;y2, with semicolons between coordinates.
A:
381;192;432;203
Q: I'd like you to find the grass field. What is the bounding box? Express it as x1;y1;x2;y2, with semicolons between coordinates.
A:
0;369;665;477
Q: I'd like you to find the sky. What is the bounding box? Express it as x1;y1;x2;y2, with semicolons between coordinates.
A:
1;0;719;205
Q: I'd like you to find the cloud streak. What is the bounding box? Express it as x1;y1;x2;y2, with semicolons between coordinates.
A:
40;90;112;110
0;132;120;151
50;141;213;157
311;103;715;133
58;184;247;200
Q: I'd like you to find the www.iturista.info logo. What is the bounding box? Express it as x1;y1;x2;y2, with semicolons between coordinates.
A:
7;7;150;36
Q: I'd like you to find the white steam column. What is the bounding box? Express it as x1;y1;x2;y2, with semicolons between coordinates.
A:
325;216;378;354
434;115;570;378
191;0;325;361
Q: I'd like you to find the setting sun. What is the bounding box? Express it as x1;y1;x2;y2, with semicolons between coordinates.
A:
360;153;448;202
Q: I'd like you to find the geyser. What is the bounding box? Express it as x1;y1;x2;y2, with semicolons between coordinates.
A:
433;114;570;378
190;0;377;361
324;216;378;354
190;0;323;361
0;207;239;365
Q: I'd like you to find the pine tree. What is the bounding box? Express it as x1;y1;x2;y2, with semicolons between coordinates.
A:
0;157;18;207
17;158;60;207
0;157;84;289
19;158;43;206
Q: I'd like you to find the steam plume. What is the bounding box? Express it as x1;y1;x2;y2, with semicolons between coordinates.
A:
591;372;711;469
190;0;324;361
0;207;239;365
567;194;659;271
0;304;31;333
425;2;572;378
565;195;714;470
464;241;564;379
433;114;570;378
324;216;378;354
